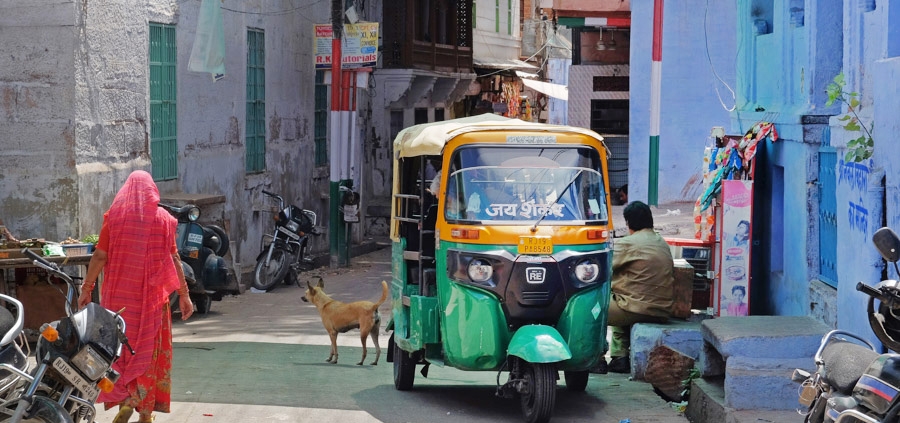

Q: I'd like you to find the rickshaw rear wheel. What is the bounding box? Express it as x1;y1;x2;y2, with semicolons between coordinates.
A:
563;370;589;392
393;341;416;391
520;363;556;423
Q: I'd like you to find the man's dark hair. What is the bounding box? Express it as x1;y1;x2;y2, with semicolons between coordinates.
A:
731;285;746;296
623;201;654;231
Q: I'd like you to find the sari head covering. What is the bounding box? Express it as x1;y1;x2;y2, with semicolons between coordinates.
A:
98;170;180;403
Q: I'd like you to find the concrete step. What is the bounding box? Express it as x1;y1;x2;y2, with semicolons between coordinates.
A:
724;356;811;410
699;316;830;376
686;376;802;423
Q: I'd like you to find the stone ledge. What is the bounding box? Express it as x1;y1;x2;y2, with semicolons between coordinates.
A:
631;319;703;381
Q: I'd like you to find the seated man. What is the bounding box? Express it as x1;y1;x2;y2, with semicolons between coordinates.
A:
604;201;674;374
0;217;18;243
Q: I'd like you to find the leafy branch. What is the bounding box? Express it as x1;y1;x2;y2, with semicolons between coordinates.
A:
826;72;874;163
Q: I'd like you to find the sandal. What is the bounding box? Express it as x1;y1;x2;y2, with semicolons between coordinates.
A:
138;413;155;423
112;405;134;423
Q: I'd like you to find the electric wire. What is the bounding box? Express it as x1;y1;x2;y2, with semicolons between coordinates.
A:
704;0;737;112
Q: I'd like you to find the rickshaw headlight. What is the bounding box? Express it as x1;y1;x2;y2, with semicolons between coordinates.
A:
574;260;599;283
467;259;493;283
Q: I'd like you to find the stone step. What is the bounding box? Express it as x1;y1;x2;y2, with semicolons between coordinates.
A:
686;376;804;423
724;356;812;410
702;316;830;359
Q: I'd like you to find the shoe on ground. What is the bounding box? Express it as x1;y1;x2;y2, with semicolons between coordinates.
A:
590;358;608;374
608;356;630;374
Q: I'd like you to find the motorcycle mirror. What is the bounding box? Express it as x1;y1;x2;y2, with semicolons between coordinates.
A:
873;227;900;263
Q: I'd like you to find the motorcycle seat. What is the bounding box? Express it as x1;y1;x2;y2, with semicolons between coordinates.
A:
822;340;880;394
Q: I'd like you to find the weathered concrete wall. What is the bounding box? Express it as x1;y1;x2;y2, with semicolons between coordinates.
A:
628;0;737;204
0;0;334;284
0;1;79;241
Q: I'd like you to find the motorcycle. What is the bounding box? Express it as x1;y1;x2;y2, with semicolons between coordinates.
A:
793;226;900;423
0;294;29;401
0;248;132;423
252;190;320;292
159;203;230;314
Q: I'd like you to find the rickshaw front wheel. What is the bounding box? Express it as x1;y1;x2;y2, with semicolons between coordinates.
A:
563;371;589;392
519;363;556;423
393;341;416;391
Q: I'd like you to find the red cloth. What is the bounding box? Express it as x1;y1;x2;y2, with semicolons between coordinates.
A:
95;170;180;407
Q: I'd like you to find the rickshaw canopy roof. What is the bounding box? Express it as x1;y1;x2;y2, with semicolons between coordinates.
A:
392;114;605;159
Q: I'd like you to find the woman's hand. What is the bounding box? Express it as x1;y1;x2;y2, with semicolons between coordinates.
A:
179;293;194;320
77;287;93;309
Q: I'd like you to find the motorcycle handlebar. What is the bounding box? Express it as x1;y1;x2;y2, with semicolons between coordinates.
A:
262;190;276;197
857;282;883;299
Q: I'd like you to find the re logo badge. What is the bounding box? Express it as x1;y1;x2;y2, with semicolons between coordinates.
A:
526;267;545;284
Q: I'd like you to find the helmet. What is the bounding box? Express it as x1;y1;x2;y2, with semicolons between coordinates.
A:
868;279;900;352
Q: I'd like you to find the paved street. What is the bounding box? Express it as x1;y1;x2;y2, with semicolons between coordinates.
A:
94;238;693;423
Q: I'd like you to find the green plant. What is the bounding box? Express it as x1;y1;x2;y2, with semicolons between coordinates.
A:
680;366;701;399
826;72;874;163
81;234;99;245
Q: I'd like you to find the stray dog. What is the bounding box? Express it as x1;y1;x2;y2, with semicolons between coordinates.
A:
301;277;388;365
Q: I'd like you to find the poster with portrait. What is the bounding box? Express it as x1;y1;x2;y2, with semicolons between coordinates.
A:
717;180;753;316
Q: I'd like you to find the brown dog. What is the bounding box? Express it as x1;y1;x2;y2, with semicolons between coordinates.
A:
301;277;388;365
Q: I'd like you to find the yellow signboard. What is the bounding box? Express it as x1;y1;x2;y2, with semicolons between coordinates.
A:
314;23;379;69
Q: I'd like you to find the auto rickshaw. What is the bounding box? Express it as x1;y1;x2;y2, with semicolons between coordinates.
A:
387;114;614;423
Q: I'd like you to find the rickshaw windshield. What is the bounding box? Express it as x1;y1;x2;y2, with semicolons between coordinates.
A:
444;145;609;223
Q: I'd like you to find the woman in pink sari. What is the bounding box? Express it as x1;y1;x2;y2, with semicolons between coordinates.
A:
78;170;194;423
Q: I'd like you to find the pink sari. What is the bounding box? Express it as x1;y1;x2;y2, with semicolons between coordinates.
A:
95;171;181;412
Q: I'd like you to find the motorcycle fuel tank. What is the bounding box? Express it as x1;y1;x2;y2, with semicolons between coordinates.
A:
853;353;900;414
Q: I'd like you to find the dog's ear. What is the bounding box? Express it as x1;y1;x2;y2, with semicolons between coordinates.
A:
316;277;324;288
306;280;314;290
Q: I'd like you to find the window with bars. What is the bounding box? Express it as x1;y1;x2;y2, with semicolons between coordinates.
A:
246;29;266;173
149;23;178;181
314;70;328;167
507;0;512;35
495;0;500;32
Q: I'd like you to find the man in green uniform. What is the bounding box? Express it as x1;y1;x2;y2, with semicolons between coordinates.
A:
605;201;674;373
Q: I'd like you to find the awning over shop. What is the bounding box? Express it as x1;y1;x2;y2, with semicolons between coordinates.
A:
521;78;569;101
473;57;538;72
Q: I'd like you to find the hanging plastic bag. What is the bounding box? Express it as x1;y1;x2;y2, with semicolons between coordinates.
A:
188;0;226;78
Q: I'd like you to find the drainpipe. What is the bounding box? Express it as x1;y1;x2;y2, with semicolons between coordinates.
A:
648;0;664;206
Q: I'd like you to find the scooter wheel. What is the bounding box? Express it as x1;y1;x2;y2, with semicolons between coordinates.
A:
193;293;212;314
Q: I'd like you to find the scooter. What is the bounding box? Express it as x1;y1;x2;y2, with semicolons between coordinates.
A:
0;248;132;423
159;203;230;314
252;190;320;292
793;227;900;422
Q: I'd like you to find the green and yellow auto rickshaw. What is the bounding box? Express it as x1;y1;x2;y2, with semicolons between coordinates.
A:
387;114;614;423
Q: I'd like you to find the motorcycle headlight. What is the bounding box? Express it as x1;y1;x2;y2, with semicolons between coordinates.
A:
187;207;201;222
285;220;300;232
71;345;110;381
574;260;600;283
467;259;493;283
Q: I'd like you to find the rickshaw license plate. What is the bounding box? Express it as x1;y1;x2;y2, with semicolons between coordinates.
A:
518;236;552;254
52;357;99;402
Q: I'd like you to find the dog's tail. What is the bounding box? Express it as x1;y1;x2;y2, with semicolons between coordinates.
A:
371;280;389;311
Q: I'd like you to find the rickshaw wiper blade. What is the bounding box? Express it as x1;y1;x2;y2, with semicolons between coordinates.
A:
530;169;582;233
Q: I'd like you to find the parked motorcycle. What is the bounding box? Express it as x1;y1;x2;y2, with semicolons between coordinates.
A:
793;227;900;423
0;294;30;401
252;190;320;292
0;248;132;423
159;203;230;314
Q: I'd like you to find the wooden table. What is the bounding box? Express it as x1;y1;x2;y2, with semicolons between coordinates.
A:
0;254;94;333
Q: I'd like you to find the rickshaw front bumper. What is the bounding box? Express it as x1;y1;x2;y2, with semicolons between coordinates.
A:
507;325;572;363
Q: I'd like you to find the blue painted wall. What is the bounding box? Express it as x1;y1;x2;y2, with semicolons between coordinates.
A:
732;0;900;343
629;0;737;205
